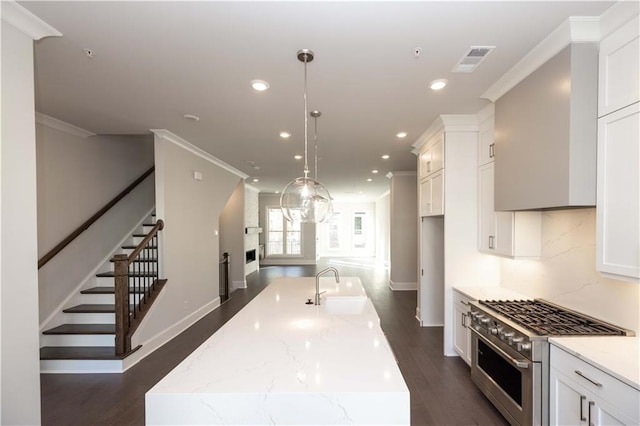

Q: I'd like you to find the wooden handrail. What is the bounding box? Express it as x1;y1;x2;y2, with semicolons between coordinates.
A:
127;219;164;262
38;166;155;269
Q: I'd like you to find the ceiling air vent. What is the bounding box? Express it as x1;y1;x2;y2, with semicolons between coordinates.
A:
452;46;495;73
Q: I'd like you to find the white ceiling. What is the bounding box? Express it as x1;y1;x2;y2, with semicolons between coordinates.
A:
22;1;614;201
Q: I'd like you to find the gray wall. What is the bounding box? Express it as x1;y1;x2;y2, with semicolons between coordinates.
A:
389;173;418;287
258;193;317;265
375;192;391;266
134;136;241;345
36;125;154;324
220;181;246;289
1;20;42;425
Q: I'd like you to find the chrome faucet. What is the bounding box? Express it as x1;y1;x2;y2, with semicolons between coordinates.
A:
315;267;340;305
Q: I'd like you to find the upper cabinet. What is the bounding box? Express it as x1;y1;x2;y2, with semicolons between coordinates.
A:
598;16;640;117
596;16;640;280
494;43;598;211
418;131;445;217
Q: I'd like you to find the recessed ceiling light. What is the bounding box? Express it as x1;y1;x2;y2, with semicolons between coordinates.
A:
252;178;260;183
429;79;448;91
396;132;407;138
183;114;200;121
280;131;291;139
275;190;280;194
251;80;270;91
294;155;303;160
381;155;390;160
372;170;379;174
366;178;373;182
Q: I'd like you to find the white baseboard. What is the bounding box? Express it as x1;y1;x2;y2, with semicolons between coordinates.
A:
123;297;221;372
389;280;417;291
40;359;123;374
231;280;247;290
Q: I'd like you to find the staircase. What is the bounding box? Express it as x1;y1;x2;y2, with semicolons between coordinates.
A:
40;213;167;373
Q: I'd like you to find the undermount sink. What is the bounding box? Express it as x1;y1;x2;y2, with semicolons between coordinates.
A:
322;296;367;315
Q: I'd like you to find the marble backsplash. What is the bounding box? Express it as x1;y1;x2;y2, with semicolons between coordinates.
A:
500;208;640;333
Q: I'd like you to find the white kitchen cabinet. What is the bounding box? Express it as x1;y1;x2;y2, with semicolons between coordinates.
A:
478;162;541;258
419;135;444;178
452;290;472;366
419;171;444;217
598;16;640;118
550;345;639;426
477;116;495;166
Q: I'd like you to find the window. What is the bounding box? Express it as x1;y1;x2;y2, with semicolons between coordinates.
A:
353;212;366;248
267;207;301;255
328;212;342;250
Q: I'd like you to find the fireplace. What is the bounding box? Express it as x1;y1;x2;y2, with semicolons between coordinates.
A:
245;249;256;264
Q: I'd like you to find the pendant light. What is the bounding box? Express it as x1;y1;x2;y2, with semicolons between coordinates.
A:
310;110;334;223
280;49;332;223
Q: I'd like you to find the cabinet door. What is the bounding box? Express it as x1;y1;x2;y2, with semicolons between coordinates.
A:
478;163;497;252
596;103;640;278
598;16;640;117
453;303;469;364
495;212;514;256
429;138;444;175
478;118;496;166
419;179;431;217
430;170;444;216
550;368;588;426
591;400;633;426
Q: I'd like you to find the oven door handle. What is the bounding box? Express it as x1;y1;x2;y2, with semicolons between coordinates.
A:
470;327;530;369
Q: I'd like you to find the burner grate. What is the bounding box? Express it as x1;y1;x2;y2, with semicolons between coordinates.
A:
479;299;626;336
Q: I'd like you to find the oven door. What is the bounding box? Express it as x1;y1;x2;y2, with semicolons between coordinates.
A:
470;327;540;426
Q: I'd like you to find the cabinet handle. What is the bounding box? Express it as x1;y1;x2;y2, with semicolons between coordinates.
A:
462;313;467;327
489;143;495;158
588;400;594;426
488;235;495;249
426;161;432;173
575;370;603;388
579;395;587;421
427;202;432;213
461;300;469;306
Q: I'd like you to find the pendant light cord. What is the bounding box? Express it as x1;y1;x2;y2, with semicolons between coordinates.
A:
303;55;309;177
314;115;318;180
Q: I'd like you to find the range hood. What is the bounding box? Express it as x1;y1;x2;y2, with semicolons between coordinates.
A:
494;43;598;211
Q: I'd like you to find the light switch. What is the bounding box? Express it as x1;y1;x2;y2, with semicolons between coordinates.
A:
193;171;203;181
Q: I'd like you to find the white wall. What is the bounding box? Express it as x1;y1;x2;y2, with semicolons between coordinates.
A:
389;173;418;290
375;191;390;266
36;123;154;324
244;186;260;276
132;133;241;351
220;181;246;290
317;201;376;258
501;208;640;332
258;193;317;265
1;18;42;426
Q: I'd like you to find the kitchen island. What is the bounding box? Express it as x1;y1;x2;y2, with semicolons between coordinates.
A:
145;276;410;425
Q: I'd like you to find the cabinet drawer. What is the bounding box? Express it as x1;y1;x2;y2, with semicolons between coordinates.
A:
551;345;640;423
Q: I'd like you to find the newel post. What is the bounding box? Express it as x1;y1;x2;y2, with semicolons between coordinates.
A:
114;254;130;355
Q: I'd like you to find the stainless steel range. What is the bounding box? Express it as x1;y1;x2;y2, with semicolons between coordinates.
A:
468;299;633;426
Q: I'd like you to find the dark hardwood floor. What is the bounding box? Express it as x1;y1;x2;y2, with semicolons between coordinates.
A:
41;260;508;425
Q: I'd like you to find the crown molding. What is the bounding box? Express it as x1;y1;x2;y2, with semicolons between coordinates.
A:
411;114;478;154
386;171;416;179
150;129;248;180
35;112;96;138
1;1;61;40
599;1;640;39
481;16;600;102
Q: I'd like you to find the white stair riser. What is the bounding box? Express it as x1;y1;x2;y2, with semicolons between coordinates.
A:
96;276;157;287
40;359;124;374
79;293;148;305
132;235;160;246
62;313;115;324
41;334;115;347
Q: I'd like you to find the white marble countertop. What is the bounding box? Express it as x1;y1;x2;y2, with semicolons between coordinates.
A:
146;276;409;425
549;336;640;390
453;285;532;301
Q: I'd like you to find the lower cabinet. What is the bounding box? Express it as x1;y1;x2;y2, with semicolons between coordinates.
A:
452;290;471;366
550;345;639;426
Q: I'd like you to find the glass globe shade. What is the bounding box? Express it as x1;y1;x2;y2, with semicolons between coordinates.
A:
280;176;332;223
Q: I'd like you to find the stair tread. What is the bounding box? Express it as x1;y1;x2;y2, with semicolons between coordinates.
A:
96;271;157;278
109;258;157;263
143;223;156;226
121;245;157;249
81;286;147;294
40;345;141;360
43;324;115;335
63;304;117;313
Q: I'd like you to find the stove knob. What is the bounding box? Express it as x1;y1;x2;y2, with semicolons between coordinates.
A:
517;342;531;352
480;317;490;325
470;311;479;320
489;327;499;335
510;336;523;345
501;331;514;340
